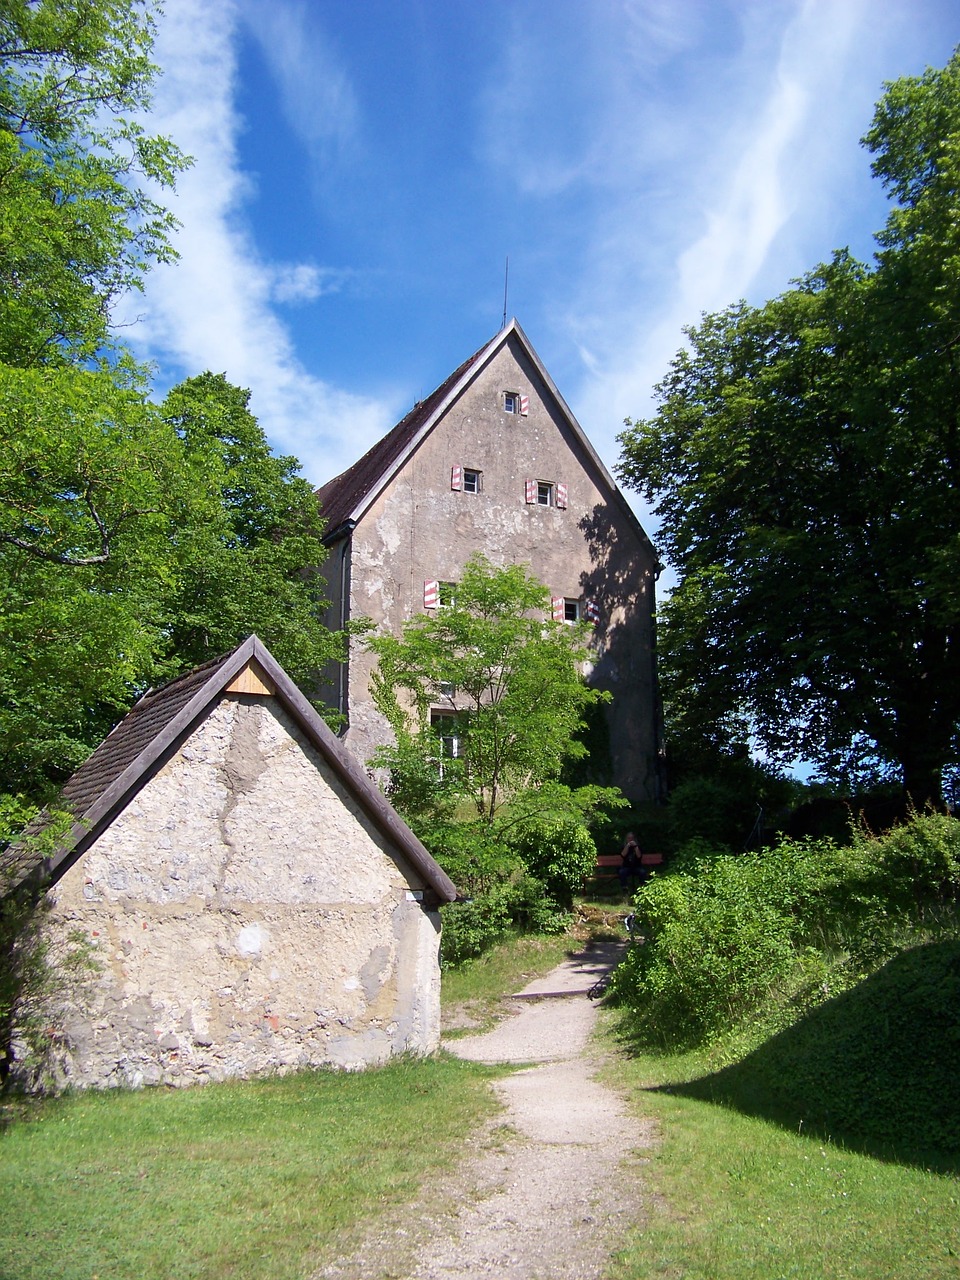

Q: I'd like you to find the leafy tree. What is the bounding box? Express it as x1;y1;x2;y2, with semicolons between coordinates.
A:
0;0;186;364
618;52;960;805
0;368;339;804
0;361;183;796
367;555;624;944
367;554;611;826
157;372;338;686
0;6;341;807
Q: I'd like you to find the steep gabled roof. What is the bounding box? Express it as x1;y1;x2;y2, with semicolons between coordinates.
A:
7;636;456;903
317;318;655;555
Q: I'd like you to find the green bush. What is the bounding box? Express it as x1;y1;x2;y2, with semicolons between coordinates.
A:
508;818;597;909
609;857;799;1047
439;871;569;968
439;890;513;967
608;813;960;1050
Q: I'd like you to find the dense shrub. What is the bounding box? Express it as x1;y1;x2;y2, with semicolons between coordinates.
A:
507;819;597;909
439;873;567;968
608;811;960;1049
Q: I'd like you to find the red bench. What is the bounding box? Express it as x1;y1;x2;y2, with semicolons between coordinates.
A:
593;852;664;878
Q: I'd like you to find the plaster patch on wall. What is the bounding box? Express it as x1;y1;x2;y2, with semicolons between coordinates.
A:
236;924;265;956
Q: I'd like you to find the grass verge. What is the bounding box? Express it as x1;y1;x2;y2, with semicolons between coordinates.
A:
600;1010;960;1280
0;1054;499;1280
440;931;575;1033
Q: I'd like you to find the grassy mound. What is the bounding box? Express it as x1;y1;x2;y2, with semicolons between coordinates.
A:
665;940;960;1166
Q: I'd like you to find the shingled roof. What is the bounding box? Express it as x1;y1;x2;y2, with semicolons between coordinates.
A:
6;636;457;904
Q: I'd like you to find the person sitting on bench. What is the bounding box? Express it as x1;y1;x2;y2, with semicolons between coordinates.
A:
619;832;641;891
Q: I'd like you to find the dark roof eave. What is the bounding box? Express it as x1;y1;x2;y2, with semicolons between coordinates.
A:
12;636;457;906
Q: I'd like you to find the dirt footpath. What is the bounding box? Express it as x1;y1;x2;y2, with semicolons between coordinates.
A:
316;943;655;1280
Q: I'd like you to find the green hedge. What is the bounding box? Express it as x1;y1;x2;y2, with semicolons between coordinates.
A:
608;811;960;1049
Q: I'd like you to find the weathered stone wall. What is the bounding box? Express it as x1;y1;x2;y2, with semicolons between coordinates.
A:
339;332;661;800
40;694;442;1089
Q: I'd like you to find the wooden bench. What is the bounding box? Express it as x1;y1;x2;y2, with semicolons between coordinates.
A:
593;852;664;881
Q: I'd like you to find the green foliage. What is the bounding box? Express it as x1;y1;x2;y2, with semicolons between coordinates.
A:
368;554;607;824
0;369;339;804
0;0;188;364
439;890;515;967
609;811;960;1050
507;817;597;910
156;373;339;687
618;51;960;802
0;800;94;1086
368;554;623;963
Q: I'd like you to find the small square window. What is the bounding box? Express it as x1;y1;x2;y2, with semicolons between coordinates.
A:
564;598;581;623
438;580;457;608
504;391;519;413
463;468;481;494
537;481;554;506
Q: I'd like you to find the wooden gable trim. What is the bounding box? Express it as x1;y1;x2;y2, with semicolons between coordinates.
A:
226;659;276;696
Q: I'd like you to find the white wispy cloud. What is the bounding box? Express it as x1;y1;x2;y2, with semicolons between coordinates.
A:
239;0;362;168
118;0;391;487
559;0;891;462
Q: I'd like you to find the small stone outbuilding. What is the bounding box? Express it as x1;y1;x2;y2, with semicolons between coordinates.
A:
11;635;456;1090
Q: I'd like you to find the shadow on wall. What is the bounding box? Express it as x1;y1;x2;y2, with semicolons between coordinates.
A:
577;504;662;801
577;503;654;680
648;942;960;1174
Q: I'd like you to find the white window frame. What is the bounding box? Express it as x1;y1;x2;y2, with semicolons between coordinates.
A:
462;468;481;494
537;480;554;507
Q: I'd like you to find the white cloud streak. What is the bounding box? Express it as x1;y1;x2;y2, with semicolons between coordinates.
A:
559;0;886;464
119;0;391;487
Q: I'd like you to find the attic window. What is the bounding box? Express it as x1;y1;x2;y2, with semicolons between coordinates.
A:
564;598;581;623
537;481;553;506
504;391;529;415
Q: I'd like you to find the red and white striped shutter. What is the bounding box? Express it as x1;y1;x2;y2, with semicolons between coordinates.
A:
519;394;529;416
424;580;439;609
551;596;565;622
556;482;568;509
586;598;601;625
525;478;536;504
451;464;462;491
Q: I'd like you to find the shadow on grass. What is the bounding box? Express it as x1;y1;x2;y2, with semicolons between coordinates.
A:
649;941;960;1174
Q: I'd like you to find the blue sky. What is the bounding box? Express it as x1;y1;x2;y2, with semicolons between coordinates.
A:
126;0;958;535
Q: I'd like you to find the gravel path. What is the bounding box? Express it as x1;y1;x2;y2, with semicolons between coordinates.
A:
315;943;656;1280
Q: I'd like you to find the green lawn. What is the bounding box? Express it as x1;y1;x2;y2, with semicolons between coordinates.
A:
602;997;960;1280
608;1053;960;1279
0;1056;498;1280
